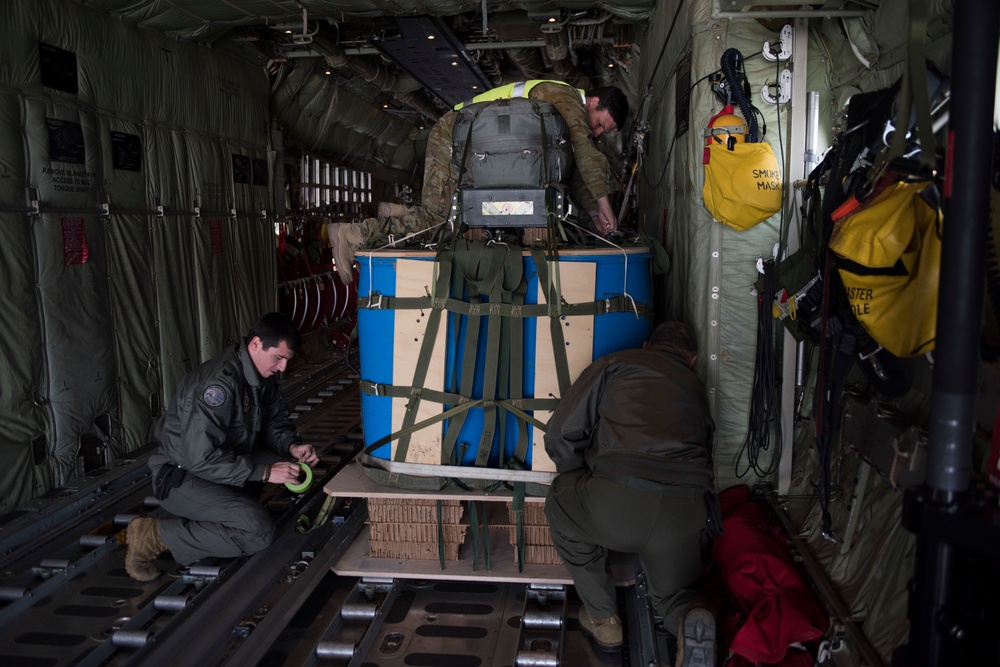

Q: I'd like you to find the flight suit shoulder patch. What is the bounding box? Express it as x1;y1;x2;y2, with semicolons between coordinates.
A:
203;384;228;407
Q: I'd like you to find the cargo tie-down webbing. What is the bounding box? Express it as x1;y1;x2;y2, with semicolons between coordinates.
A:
358;248;651;469
358;240;564;487
445;242;513;468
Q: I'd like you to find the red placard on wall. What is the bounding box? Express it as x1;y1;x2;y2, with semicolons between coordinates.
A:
61;217;89;265
210;219;223;255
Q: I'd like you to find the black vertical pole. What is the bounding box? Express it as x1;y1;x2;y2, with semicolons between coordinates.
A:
906;1;1000;665
925;0;998;497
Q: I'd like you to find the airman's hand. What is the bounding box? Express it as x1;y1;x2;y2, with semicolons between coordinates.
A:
290;443;319;466
596;196;618;236
267;461;304;484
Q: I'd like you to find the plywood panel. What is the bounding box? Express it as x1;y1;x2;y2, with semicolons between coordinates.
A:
325;461;547;502
391;259;448;463
332;524;574;583
326;466;636;584
531;261;596;472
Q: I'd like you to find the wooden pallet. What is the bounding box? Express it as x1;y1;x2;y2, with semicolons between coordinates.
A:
324;463;636;583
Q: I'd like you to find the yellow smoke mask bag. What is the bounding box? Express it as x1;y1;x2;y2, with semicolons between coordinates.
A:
702;112;782;231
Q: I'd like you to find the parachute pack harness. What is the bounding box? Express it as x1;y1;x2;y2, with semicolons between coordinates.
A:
452;97;573;229
702;48;782;231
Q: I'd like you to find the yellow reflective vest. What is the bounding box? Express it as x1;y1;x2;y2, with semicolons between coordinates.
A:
455;80;585;110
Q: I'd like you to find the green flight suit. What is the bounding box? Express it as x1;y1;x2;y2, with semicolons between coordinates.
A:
543;343;715;631
148;341;302;565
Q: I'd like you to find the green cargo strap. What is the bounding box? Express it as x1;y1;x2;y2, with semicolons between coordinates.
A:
296;493;338;534
464;501;490;572
368;395;552;450
481;500;492;571
513;481;526;573
529;247;572;396
476;243;518;466
437;499;445;570
393;247;454;463
891;0;935;171
359;292;650;319
365;399;484;456
441;235;470;465
502;249;529;466
359;381;463;405
359;381;561;414
441;241;495;465
469;243;507;467
468;501;479;571
467;501;492;571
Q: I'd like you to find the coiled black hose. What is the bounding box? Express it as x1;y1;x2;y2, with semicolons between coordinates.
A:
721;48;759;142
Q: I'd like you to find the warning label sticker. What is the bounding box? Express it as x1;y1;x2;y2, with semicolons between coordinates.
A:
482;201;533;216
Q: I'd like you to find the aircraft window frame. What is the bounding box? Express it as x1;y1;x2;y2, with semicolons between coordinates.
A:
292;155;372;216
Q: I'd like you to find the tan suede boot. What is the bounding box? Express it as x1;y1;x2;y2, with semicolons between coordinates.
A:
578;606;622;652
125;517;166;582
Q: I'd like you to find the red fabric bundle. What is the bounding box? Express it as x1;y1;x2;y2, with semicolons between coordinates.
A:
712;486;828;665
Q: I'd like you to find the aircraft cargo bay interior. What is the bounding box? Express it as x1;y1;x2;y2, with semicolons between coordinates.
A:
0;2;997;667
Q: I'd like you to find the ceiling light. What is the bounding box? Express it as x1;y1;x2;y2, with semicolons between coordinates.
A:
371;16;491;107
284;29;292;34
527;9;561;23
427;34;435;40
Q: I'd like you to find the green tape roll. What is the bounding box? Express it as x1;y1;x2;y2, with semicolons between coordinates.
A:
285;462;313;493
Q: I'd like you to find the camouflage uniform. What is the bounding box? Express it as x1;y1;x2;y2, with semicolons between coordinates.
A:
334;82;615;284
421;81;613;226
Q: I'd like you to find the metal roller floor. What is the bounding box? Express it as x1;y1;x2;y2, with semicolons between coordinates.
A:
0;348;675;666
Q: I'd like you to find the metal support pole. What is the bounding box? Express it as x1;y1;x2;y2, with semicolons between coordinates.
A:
904;1;1000;665
924;2;997;498
778;17;811;493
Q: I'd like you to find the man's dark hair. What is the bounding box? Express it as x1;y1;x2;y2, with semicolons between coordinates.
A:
649;321;697;361
587;86;630;130
248;312;301;351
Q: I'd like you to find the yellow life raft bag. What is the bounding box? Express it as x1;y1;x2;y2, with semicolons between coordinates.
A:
828;179;942;358
702;105;782;231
